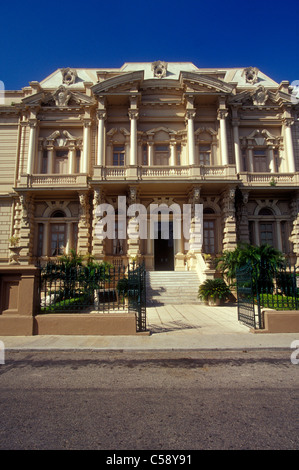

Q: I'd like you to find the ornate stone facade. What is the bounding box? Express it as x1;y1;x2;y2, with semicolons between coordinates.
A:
0;61;298;274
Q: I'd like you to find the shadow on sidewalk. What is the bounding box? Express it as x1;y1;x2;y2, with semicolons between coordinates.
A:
148;321;202;334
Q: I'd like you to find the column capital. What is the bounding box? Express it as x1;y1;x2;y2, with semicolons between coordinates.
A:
83;119;92;128
97;110;107;120
217;109;228;120
28;118;38;129
282;117;294;127
185;109;196;120
128;109;139;120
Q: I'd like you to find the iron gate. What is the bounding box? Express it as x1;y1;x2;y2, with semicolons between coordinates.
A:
236;263;262;329
128;263;147;332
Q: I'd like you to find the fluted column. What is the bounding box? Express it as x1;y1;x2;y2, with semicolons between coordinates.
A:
218;109;229;166
47;146;54;174
82;119;91;173
232;119;242;172
148;141;154;166
129;109;139;166
68;144;76;174
170;141;176;166
186;109;196;165
27;119;38;174
97;110;106;166
283;117;296;172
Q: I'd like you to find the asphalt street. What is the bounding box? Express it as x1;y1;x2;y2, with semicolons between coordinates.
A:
0;349;298;451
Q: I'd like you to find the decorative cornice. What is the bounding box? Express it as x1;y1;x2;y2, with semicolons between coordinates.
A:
92;71;144;94
180;71;234;94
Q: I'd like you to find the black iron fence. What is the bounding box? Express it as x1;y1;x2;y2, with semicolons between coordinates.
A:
236;261;299;329
256;261;299;311
39;261;147;332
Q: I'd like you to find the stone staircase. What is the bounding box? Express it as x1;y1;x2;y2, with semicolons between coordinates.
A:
146;271;200;305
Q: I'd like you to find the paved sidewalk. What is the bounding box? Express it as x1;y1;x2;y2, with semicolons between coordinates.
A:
0;305;298;350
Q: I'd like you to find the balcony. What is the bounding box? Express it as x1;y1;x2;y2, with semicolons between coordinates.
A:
17;174;88;189
93;165;238;181
239;172;299;187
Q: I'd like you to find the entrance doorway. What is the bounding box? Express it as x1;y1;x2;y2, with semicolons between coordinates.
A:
154;221;174;271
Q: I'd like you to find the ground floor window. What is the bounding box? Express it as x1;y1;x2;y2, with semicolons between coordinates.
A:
50;224;66;256
259;222;274;247
203;220;216;254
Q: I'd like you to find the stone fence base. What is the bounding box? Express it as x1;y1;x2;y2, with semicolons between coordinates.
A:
0;265;144;336
253;309;299;333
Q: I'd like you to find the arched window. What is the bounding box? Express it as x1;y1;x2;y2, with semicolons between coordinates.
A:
51;210;66;218
258;207;273;216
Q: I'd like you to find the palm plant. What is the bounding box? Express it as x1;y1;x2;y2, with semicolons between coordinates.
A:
217;243;285;284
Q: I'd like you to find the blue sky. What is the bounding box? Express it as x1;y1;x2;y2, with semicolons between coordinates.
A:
1;0;298;90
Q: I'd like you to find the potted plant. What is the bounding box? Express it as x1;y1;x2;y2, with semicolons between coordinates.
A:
116;277;129;306
8;235;22;264
198;278;231;306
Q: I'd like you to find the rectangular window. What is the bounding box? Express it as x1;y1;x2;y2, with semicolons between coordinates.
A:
177;145;181;166
203;220;215;254
155;145;169;165
254;149;268;172
55;150;69;174
42;150;48;174
50;224;66;256
76;149;81;173
113;146;125;166
37;223;44;257
259;222;274;246
199;145;211;165
143;145;148;165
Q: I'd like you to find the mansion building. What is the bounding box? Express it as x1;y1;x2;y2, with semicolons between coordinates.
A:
0;61;298;277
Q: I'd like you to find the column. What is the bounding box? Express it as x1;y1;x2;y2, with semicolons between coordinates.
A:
82;119;91;173
148;141;154;166
96;110;106;166
268;147;275;173
186;109;196;165
218;109;229;166
283;118;296;172
248;146;254;172
68;145;76;174
27;119;37;174
232;119;242;172
170;141;176;166
128;109;138;166
47;146;54;174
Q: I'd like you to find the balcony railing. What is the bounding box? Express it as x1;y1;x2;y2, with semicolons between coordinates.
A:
239;172;299;186
93;165;238;181
18;174;88;188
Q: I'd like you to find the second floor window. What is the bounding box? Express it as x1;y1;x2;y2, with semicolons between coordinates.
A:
113;146;125;166
254;149;268;172
199;145;211;165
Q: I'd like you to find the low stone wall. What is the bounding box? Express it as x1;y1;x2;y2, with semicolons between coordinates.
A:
256;309;299;333
0;265;39;336
34;313;138;336
0;265;145;336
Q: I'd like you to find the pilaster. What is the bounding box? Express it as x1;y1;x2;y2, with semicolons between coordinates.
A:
222;187;237;251
77;191;90;255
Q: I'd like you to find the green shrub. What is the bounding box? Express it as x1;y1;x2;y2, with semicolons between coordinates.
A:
198;278;231;302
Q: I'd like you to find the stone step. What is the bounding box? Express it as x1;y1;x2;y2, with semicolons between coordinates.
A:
146;271;200;305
